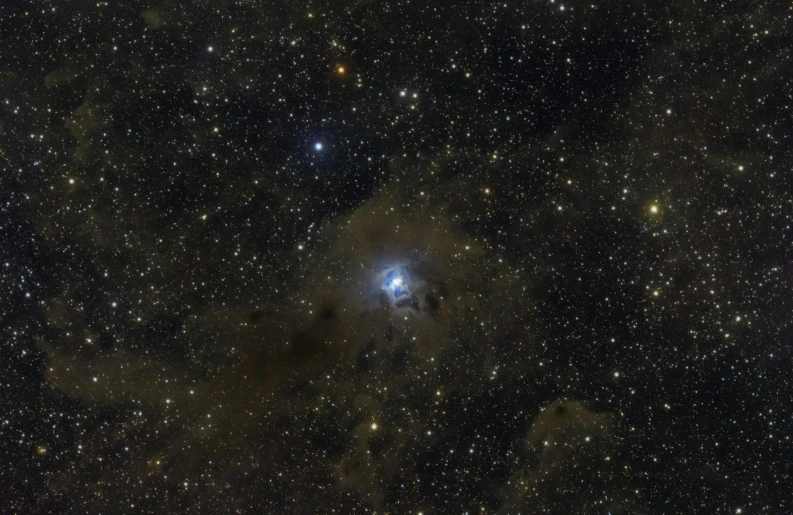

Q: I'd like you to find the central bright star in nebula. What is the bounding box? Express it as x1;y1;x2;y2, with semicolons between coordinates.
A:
376;263;433;314
382;268;409;299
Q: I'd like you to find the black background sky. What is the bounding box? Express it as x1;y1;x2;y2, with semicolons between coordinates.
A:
2;0;792;513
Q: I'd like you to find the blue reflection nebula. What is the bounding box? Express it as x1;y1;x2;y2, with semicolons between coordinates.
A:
383;269;408;298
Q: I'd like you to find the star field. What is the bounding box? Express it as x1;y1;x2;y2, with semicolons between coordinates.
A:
2;1;792;514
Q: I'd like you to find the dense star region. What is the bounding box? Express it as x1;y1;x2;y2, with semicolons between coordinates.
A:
2;1;792;513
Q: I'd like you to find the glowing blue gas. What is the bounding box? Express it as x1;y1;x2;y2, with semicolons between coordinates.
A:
383;269;408;298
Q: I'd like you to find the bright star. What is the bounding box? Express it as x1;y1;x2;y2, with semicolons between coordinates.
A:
391;276;403;288
315;143;323;151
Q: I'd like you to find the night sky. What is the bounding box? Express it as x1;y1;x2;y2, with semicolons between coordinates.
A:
2;1;792;513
